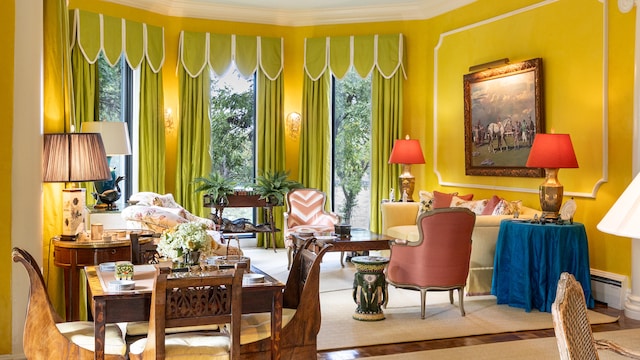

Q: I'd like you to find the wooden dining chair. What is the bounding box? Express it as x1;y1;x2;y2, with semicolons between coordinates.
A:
238;238;332;360
130;231;159;265
12;247;127;359
552;272;640;360
128;263;246;360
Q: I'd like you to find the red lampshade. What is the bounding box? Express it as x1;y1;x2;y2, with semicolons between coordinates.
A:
388;136;425;165
525;133;579;169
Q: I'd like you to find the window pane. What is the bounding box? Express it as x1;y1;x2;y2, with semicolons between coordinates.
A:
333;70;372;229
210;69;256;221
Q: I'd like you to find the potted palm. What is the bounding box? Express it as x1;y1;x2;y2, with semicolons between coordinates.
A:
254;170;303;206
194;171;236;206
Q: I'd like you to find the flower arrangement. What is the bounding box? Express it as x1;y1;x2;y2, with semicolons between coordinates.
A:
156;222;212;261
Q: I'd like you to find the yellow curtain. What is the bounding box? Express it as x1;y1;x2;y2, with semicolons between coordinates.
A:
139;60;165;193
301;34;406;230
256;70;285;248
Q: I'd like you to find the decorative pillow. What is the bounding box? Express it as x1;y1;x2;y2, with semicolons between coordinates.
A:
492;199;523;216
121;205;189;233
481;195;502;215
450;196;488;215
433;190;473;209
416;191;434;222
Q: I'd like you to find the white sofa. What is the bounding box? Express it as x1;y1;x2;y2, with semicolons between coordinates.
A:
381;195;539;295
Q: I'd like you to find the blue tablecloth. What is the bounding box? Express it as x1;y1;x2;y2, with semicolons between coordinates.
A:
491;220;594;312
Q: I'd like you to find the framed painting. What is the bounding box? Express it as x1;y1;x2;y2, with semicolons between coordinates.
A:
463;58;545;177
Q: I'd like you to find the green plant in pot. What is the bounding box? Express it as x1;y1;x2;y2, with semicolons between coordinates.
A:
254;170;303;206
194;171;236;206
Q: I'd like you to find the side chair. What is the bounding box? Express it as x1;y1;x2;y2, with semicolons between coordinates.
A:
283;188;340;269
552;272;640;360
238;238;332;360
385;207;476;319
12;247;127;359
128;263;246;360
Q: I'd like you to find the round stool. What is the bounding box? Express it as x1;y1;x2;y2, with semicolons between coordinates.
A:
351;256;390;321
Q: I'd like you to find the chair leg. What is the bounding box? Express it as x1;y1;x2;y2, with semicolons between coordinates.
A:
340;251;345;267
458;287;466;316
449;289;454;304
287;247;293;270
420;289;427;319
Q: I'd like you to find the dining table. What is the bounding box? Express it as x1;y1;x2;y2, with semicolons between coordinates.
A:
85;263;285;360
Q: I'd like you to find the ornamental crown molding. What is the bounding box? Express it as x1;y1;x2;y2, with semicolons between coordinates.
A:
103;0;476;26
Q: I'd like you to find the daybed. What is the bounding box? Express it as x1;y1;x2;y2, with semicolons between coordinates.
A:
381;190;540;295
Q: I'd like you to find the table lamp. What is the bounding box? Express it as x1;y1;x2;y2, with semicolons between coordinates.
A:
597;172;640;320
525;133;579;219
43;133;112;240
81;121;132;210
388;135;425;201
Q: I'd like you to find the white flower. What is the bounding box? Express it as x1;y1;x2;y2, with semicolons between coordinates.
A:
157;222;212;260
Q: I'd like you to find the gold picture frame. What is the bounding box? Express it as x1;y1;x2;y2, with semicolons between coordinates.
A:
463;58;545;177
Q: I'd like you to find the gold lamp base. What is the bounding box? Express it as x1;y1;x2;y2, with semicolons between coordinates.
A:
398;164;416;201
539;168;563;219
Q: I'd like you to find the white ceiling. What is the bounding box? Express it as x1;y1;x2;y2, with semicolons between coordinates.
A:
104;0;476;26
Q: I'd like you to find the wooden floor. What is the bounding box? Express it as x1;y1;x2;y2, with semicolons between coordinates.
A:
317;302;640;359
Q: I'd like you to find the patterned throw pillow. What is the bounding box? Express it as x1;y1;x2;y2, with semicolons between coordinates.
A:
450;196;488;215
491;199;523;216
416;191;434;222
481;195;502;215
432;190;473;208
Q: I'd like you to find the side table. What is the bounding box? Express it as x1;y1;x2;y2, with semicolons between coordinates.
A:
351;256;389;321
491;220;594;312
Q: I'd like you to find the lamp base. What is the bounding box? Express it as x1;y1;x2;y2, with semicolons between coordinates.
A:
398;164;416;201
539;168;563;219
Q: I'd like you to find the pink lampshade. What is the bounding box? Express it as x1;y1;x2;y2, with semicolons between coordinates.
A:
525;133;579;169
388;136;425;165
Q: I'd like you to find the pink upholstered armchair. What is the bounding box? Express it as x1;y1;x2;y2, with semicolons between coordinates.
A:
283;188;340;269
386;207;476;319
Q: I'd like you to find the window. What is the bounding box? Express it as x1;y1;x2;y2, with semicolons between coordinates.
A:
96;54;134;210
209;68;256;220
332;69;372;229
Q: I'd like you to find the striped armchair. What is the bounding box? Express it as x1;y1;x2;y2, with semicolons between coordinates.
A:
283;188;340;269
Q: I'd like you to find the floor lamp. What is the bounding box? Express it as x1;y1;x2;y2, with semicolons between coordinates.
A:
598;172;640;320
42;133;112;240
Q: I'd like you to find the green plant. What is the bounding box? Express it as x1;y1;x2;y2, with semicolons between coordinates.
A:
254;170;303;205
194;171;236;205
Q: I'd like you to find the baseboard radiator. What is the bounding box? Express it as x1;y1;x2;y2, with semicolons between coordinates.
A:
590;268;628;310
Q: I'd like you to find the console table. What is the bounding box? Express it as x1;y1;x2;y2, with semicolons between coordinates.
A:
204;194;280;252
52;231;154;321
491;220;594;312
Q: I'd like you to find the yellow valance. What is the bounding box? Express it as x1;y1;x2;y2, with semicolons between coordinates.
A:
304;34;406;80
70;9;165;72
178;31;283;80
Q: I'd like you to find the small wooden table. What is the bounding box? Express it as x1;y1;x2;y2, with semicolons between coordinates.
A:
52;230;154;321
351;256;390;321
292;229;392;265
204;194;280;252
85;264;285;360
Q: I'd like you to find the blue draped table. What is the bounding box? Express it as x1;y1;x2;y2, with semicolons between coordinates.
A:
491;220;594;312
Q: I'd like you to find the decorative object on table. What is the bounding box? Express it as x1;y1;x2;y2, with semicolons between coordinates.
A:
597;172;640;320
351;256;390;321
195;170;236;206
559;197;577;223
157;222;212;266
463;58;545;178
254;169;303;206
115;261;134;281
526;133;579;220
388;135;425;202
90;223;104;241
81;121;132;211
42;133;112;241
206;236;251;269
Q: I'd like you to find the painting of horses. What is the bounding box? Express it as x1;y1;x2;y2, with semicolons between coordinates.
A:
463;58;545;177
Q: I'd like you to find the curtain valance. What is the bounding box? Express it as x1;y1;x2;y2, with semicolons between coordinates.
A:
178;31;283;80
304;34;406;81
70;9;165;72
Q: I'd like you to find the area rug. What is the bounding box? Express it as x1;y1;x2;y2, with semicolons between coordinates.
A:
243;245;618;352
363;328;640;359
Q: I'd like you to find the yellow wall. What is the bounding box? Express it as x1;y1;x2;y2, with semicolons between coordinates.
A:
12;0;628;354
64;0;636;276
1;0;14;355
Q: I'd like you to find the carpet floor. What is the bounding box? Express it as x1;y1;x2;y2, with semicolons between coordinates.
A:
243;245;618;352
362;328;640;359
